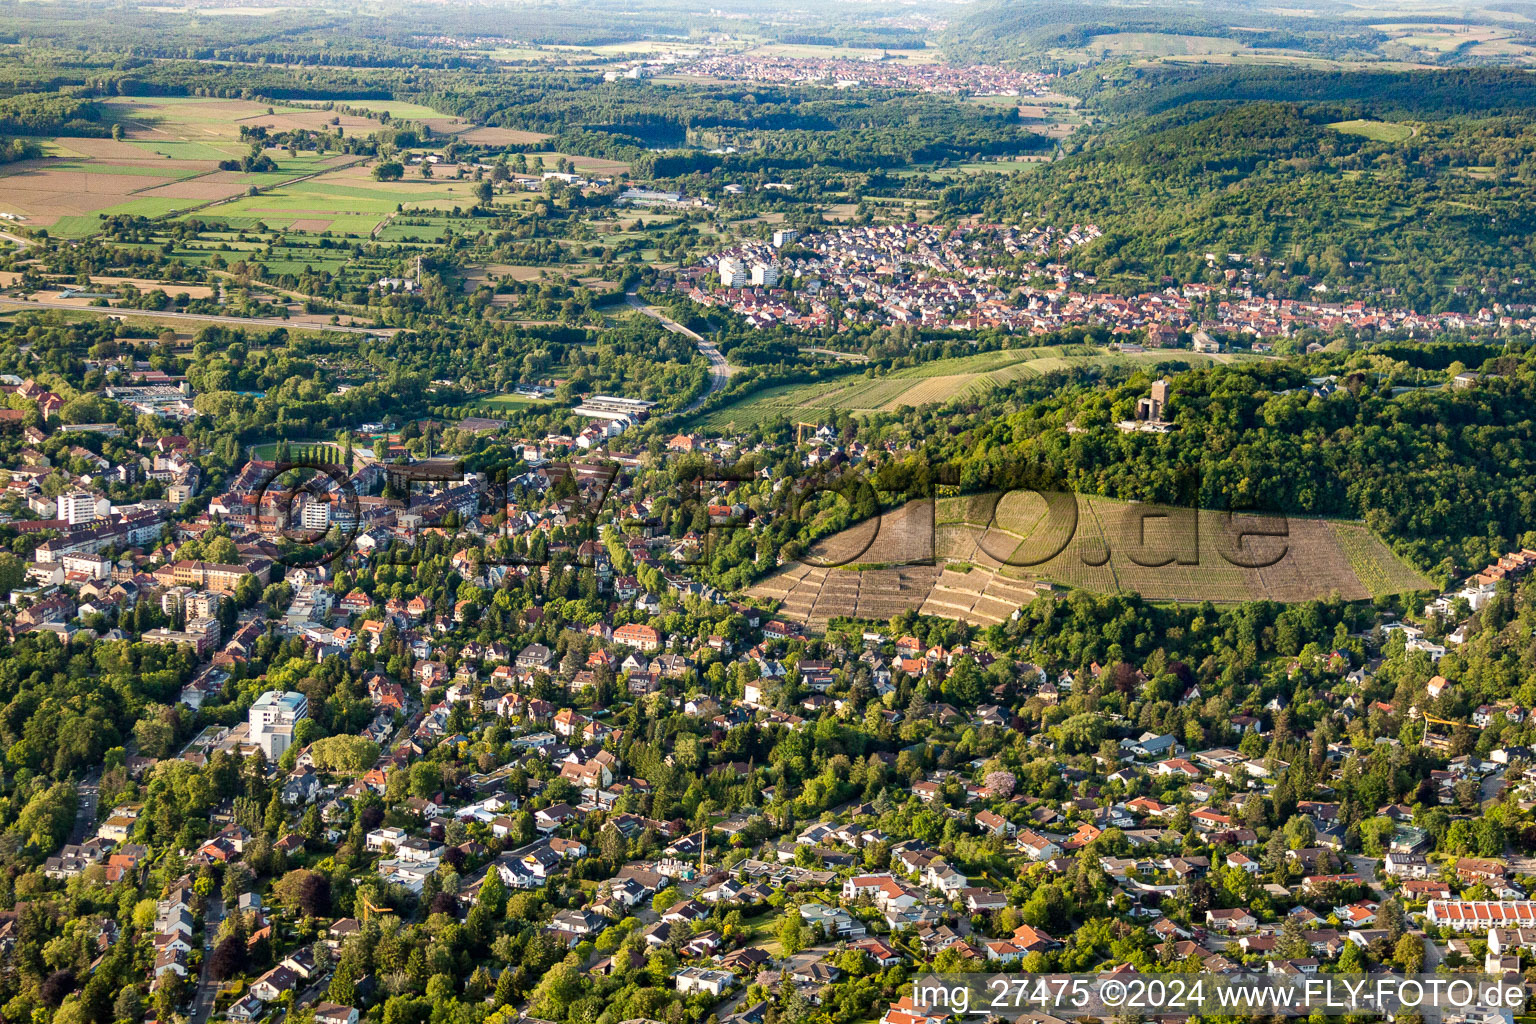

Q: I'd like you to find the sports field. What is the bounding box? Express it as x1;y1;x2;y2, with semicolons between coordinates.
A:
694;344;1250;429
249;441;350;463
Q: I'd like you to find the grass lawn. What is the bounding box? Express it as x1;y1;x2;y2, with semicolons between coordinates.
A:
249;440;348;461
1330;119;1416;143
479;393;557;412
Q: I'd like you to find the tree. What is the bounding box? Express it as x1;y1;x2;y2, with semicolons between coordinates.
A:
0;552;24;596
209;934;245;979
778;909;805;955
410;760;443;799
475;180;494;204
1378;897;1406;941
264;791;284;834
1338;940;1365;972
532;962;583;1018
373;161;404;182
1395;932;1424;972
274;868;331;917
598;823;626;864
309;735;380;774
112;987;142;1023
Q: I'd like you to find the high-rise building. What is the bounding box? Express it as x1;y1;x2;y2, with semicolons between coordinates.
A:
300;498;330;532
249;690;309;759
719;256;747;288
751;262;781;287
57;491;102;526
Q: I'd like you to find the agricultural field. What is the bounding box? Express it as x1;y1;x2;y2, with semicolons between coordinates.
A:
1367;22;1536;61
0;96;503;236
183;161;474;236
522;151;632;177
1048;32;1248;63
1330;119;1416;142
694;344;1249;430
744;43;940;63
0;97;384;233
750;491;1432;623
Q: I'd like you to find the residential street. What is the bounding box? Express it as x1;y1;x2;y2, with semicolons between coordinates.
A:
188;896;225;1024
68;766;101;845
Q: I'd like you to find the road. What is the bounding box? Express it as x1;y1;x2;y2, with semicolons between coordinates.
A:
625;292;730;413
189;896;225;1024
0;231;33;251
1482;766;1507;805
68;766;101;845
1346;853;1382;896
0;298;395;336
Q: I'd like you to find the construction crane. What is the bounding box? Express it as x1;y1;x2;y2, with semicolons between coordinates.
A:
360;895;394;923
795;422;820;445
1417;711;1479;748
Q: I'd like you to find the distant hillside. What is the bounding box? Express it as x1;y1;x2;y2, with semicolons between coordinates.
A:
939;0;1387;65
935;100;1536;310
1062;65;1536;120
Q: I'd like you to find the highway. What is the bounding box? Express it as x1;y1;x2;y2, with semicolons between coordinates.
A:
625;291;730;413
0;297;396;336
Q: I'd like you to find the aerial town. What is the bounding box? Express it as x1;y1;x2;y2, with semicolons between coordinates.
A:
683;225;1536;341
6;1;1536;1023
668;53;1057;97
0;338;1533;1024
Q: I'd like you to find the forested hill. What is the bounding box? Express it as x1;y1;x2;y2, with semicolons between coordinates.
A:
892;349;1536;576
939;0;1390;65
1061;65;1536;121
935;101;1536;311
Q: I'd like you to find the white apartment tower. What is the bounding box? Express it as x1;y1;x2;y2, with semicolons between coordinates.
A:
57;491;102;526
750;262;781;288
718;256;748;288
249;690;309;759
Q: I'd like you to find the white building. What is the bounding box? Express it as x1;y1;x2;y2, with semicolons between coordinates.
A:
719;256;747;288
300;499;330;531
674;967;735;997
249;690;308;759
1426;900;1536;931
57;491;105;526
772;229;800;248
750;262;781;288
366;826;408;853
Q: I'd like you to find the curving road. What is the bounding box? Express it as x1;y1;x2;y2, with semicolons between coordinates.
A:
625;291;729;413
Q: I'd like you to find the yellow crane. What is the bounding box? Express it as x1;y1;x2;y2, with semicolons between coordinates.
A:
1419;711;1479;748
360;895;394;923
